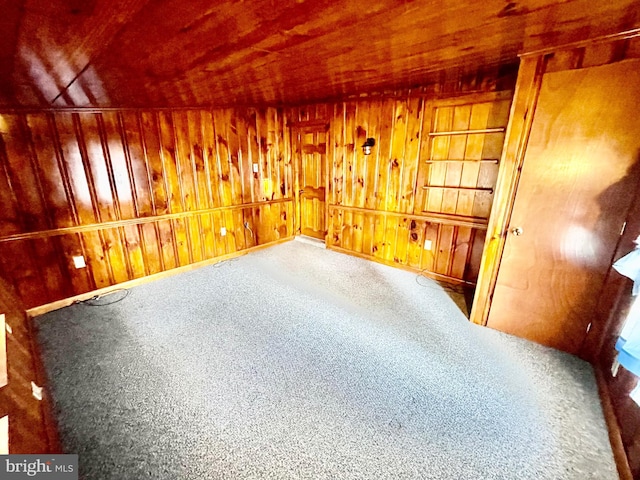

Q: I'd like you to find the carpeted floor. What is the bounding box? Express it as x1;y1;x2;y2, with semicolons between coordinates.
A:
35;239;617;479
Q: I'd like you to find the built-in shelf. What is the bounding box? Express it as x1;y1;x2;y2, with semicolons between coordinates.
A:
428;127;505;137
327;204;489;229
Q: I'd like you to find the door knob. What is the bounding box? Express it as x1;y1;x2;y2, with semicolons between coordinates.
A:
299;189;305;194
511;227;523;236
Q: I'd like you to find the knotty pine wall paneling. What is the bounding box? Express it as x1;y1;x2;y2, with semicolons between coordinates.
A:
289;71;516;286
0;107;293;309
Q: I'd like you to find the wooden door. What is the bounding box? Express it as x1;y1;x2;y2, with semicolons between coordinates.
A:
487;60;640;355
296;125;328;240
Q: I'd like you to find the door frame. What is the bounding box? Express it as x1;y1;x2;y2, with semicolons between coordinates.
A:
470;28;640;338
291;119;330;241
468;55;545;327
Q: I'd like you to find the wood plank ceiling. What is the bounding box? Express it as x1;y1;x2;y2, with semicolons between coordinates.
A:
2;0;638;108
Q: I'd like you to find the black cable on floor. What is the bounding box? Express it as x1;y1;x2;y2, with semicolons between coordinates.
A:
76;289;130;306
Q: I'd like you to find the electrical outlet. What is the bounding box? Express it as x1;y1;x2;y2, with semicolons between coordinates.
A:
423;240;432;250
72;255;86;269
253;163;259;173
220;227;227;236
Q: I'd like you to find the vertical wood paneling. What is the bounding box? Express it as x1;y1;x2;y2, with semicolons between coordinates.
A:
227;111;244;206
258;109;271;202
364;99;381;211
372;213;385;260
281;113;291;204
102;112;141;279
406;219;425;269
375;99;394;212
271;108;285;201
0;140;22;236
1;116;50;232
129;119;164;271
240;109;256;204
139;112;168;215
354;104;367;210
215;110;233;206
343;102;356;208
0;107;293;309
74;114;107;224
333;104;345;206
54;113;93;224
387;99;407;212
0;241;48;304
211;211;226;256
62;234;94;294
401;97;424;213
81;230;111;288
394;217;410;265
157;111;189;267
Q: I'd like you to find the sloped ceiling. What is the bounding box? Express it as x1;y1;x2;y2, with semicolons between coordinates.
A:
1;0;638;108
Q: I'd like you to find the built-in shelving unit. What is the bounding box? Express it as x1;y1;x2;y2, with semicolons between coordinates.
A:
415;94;511;223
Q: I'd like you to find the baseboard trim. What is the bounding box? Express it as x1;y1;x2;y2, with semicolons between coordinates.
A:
595;366;633;480
326;245;475;287
27;237;293;317
294;235;327;248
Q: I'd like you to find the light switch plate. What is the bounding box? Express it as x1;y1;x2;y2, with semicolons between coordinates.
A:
423;240;432;250
253;163;259;173
220;227;227;236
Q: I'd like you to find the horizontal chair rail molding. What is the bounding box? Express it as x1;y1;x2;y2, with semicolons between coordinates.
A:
327;245;476;287
421;185;494;194
425;159;500;164
428;127;505;137
0;199;292;243
328;204;489;230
